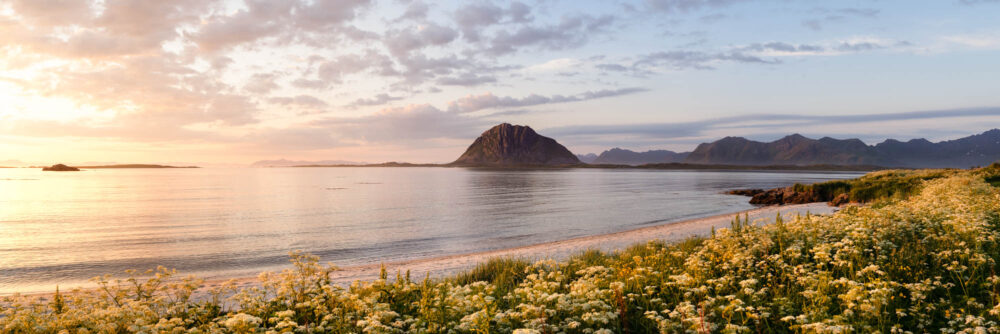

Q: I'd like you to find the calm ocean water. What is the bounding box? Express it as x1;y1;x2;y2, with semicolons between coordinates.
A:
0;167;861;294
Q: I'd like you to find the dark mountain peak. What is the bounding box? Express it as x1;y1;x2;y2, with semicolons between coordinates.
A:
481;123;536;139
973;128;1000;139
840;138;869;148
451;123;579;166
875;137;929;147
781;133;808;142
716;136;751;144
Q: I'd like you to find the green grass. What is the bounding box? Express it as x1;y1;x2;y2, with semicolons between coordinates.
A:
790;168;962;204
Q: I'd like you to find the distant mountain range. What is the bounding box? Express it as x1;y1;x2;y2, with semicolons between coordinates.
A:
683;129;1000;168
577;129;1000;168
453;125;1000;168
251;159;364;167
451;123;579;166
576;153;598;164
589;148;690;166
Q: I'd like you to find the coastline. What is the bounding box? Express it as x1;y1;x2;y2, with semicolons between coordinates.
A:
203;202;835;293
9;202;836;299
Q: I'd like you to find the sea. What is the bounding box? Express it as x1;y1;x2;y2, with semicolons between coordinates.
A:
0;167;862;294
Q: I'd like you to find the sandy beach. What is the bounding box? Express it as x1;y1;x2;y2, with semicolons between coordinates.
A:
207;202;836;292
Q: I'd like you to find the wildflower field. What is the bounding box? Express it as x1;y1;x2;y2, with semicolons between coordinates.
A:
4;166;1000;333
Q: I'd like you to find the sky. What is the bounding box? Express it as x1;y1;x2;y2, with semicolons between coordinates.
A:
1;0;999;165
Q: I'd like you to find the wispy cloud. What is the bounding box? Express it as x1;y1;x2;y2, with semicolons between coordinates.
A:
801;7;879;31
447;87;648;113
546;107;1000;142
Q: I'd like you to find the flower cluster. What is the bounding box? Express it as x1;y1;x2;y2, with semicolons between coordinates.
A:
3;167;1000;333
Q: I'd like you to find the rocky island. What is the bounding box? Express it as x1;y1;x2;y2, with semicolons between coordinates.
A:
450;123;580;167
42;164;80;171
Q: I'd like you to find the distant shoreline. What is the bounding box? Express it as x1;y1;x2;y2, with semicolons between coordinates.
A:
74;164;199;169
23;164;200;169
288;162;886;172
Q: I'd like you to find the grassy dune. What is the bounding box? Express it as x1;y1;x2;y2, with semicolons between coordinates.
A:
3;166;1000;333
790;164;1000;204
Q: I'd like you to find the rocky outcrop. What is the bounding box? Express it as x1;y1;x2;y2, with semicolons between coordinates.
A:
42;164;80;171
729;187;854;206
747;187;824;206
451;123;580;166
726;189;764;197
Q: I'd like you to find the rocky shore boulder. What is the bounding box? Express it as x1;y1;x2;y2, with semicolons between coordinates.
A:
42;164;80;171
451;123;580;166
748;187;823;205
726;189;764;196
730;186;855;206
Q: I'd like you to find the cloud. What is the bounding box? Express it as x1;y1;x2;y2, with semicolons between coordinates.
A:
698;13;728;23
192;0;372;52
436;72;498;86
446;88;648;113
632;50;779;71
309;104;488;144
596;63;630;72
740;42;825;53
644;0;748;13
384;23;459;56
453;2;532;42
5;0;95;27
395;1;430;22
802;7;880;31
942;34;1000;48
267;95;328;108
486;14;615;56
289;51;398;89
346;93;405;108
2;0;214;58
244;73;281;94
544;107;1000;140
835;41;885;52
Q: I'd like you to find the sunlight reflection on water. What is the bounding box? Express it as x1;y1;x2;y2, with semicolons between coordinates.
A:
0;167;860;294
